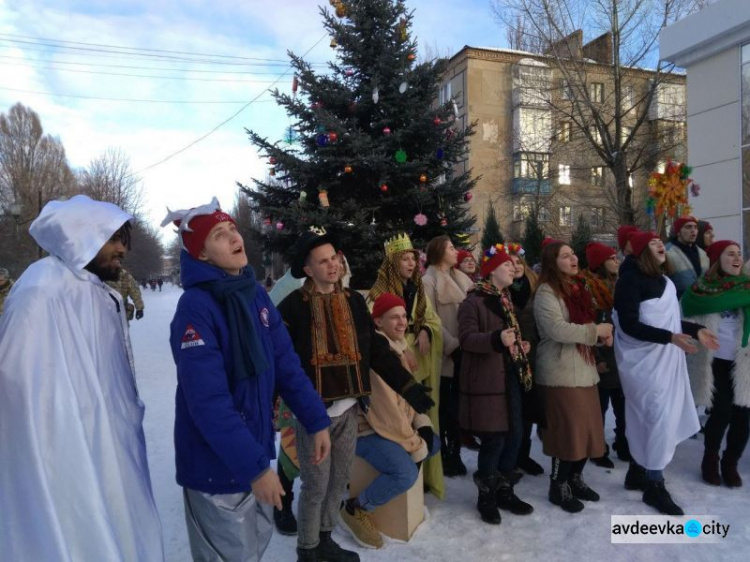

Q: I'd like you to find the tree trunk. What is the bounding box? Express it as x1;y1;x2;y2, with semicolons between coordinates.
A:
612;157;634;225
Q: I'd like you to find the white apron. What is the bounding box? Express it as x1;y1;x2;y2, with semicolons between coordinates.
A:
612;277;699;470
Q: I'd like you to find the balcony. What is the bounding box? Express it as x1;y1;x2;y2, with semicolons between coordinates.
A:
512;177;551;195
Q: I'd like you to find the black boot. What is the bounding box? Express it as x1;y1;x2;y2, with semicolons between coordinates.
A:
612;437;631;462
548;479;584;513
317;531;359;562
473;472;502;524
274;490;297;535
496;472;534;515
721;450;743;488
297;546;321;562
568;473;600;501
643;480;684;516
624;462;647;491
591;444;615;469
442;435;467;477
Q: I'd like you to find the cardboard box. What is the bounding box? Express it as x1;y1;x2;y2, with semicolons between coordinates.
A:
348;455;425;542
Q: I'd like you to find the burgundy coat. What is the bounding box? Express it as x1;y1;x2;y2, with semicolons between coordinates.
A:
457;290;511;434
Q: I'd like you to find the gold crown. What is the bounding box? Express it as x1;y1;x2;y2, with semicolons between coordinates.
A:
384;233;414;256
309;225;327;236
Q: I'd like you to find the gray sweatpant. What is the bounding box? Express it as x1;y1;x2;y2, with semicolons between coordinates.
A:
183;487;273;562
296;405;358;550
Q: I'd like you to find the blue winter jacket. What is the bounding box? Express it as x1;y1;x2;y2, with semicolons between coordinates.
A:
170;252;330;494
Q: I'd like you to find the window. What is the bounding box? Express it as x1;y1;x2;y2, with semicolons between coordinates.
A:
513;204;531;222
559;206;572;226
561;79;573;100
622;85;634;112
558;121;572;142
539;207;550;223
589;125;602;145
591;207;605;228
439;81;452;105
558;164;571;185
589;82;604;103
590;166;605;187
513;152;550;179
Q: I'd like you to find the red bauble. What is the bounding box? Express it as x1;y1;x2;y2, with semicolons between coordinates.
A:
383;127;391;135
464;192;473;202
328;132;338;142
440;218;448;227
269;157;276;165
380;184;388;192
275;221;284;230
433;117;442;126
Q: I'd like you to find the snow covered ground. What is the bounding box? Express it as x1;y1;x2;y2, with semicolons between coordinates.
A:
134;285;748;561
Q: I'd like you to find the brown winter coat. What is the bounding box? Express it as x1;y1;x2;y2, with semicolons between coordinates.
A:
457;291;510;434
422;265;474;378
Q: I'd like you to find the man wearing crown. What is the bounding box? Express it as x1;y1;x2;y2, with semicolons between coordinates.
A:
277;228;434;562
367;232;445;499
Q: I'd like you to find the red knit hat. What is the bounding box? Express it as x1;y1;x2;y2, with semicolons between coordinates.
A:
371;293;406;319
617;225;639;252
541;236;562;250
707;240;740;265
630;231;660;257
161;197;236;259
585;242;616;272
455;250;475;269
673;215;698;234
480;244;514;278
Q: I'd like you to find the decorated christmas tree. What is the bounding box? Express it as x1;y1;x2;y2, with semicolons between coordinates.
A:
241;0;477;288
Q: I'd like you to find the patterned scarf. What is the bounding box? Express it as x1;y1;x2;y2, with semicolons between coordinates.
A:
583;270;614;311
562;276;597;365
682;273;750;347
475;279;533;391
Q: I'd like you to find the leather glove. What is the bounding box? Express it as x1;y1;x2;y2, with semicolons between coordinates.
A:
417;426;435;453
403;383;435;414
135;309;144;320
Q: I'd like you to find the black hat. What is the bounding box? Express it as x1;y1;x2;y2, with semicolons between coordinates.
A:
289;227;336;278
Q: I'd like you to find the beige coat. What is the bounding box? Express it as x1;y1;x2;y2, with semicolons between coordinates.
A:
358;336;432;462
422;266;474;377
533;283;599;387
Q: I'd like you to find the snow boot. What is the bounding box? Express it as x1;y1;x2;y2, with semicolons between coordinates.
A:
296;547;320;562
317;531;359;562
496;472;534;515
701;449;721;486
442;435;467;477
569;473;600;502
612;437;631;462
591;444;615;469
473;471;502;524
548;480;584;513
274;489;297;535
643;480;684;516
624;462;647;491
721;450;743;488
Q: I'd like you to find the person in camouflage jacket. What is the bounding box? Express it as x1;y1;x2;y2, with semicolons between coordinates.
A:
106;267;144;321
0;268;13;316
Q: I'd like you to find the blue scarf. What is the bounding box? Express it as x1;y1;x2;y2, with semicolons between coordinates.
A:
198;268;269;384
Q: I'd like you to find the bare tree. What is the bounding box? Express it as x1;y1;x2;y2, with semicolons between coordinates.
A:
491;0;701;224
78;147;143;217
126;219;164;281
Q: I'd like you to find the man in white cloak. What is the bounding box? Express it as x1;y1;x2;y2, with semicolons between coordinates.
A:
0;195;164;561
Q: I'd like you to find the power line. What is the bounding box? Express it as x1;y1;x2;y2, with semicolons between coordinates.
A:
132;33;327;176
0;85;275;104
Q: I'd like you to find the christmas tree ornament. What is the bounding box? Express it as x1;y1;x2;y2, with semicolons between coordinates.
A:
316;133;328;147
291;76;298;96
269;167;276;176
372;86;379;104
318;190;330;208
433;116;442;126
394;149;407;163
436;148;444;160
345;68;354;76
407;53;416;61
328;132;338;142
440;217;448;227
344;164;353;173
330;37;338;48
399;18;408;41
414;213;428;226
263;217;271;226
269;156;276;165
276;221;284;230
299;191;307;201
335;2;346;17
464;192;473;202
399;81;407;93
382;126;391;135
380;183;388;192
420;173;428;183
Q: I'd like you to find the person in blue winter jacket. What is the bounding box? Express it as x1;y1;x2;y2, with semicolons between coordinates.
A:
163;198;331;562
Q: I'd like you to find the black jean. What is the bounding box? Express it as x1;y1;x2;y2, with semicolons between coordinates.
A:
439;351;462;446
598;385;627;447
704;358;750;457
477;373;523;477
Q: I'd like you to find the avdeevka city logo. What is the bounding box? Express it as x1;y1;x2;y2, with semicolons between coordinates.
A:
685;519;702;538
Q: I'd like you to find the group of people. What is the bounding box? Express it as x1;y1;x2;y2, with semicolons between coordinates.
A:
0;196;747;562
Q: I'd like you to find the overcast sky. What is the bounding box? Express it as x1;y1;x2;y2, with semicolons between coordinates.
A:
0;0;506;230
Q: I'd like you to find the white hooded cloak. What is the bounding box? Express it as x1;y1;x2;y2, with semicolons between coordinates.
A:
0;195;164;561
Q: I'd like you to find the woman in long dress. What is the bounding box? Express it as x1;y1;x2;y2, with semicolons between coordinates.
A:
613;231;718;515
